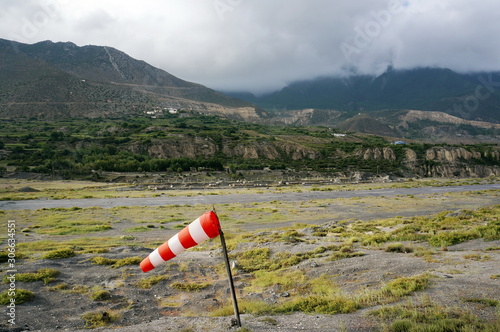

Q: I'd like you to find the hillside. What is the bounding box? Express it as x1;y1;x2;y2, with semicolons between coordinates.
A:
229;68;500;123
337;114;398;137
1;115;499;181
0;39;259;120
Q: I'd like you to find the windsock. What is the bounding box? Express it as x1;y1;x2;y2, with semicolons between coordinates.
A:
140;211;220;272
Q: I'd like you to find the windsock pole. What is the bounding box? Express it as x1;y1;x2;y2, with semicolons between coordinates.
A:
218;224;241;327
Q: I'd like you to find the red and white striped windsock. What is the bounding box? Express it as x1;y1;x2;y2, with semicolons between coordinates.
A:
140;211;221;272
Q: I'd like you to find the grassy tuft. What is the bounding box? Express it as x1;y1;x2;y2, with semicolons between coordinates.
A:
112;256;142;268
135;275;169;289
170;282;212;292
385;243;414;253
90;288;112;301
0;289;35;305
358;274;431;306
369;298;499;332
0;251;9;263
274;295;359;315
90;256;142;268
42;248;75;259
81;310;119;328
3;268;60;285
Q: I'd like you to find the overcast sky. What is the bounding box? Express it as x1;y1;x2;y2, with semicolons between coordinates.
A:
1;0;499;94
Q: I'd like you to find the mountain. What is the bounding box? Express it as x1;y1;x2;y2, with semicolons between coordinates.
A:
337;114;399;137
0;39;260;120
229;67;500;123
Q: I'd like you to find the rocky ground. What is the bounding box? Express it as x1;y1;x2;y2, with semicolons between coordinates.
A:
2;235;499;331
1;185;499;331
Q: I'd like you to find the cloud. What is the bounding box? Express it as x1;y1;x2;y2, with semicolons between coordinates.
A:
1;0;500;94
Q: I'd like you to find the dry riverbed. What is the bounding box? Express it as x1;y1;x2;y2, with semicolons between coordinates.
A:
0;180;499;331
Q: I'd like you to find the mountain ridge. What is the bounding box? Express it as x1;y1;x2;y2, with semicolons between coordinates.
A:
0;38;259;120
226;67;500;123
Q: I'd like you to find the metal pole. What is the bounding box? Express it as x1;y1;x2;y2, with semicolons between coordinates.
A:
218;227;241;327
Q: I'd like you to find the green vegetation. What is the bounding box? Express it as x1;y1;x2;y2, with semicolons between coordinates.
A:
170;282;212;292
385;242;414;253
135;275;169;289
42;248;76;259
90;288;112;301
2;268;60;285
0;289;35;305
369;297;500;332
1;115;497;180
213;274;431;317
0;251;9;263
16;237;134;258
90;256;142;268
81;310;119;328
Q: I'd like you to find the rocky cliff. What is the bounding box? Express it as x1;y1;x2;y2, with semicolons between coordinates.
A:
125;136;500;178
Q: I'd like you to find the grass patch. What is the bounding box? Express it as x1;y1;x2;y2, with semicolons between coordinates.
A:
273;294;359;314
113;256;142;268
90;256;142;268
170;282;212;292
16;237;132;258
248;270;307;293
90;288;112;301
369;298;500;332
3;268;60;285
232;245;344;273
210;299;272;317
463;253;491;261
135;275;169;289
0;251;9;263
385;242;414;253
0;289;35;305
42;248;75;259
124;226;153;233
81;310;119;328
358;274;432;306
463;298;499;307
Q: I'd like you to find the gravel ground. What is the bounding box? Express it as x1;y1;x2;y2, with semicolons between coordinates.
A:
1;186;499;331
